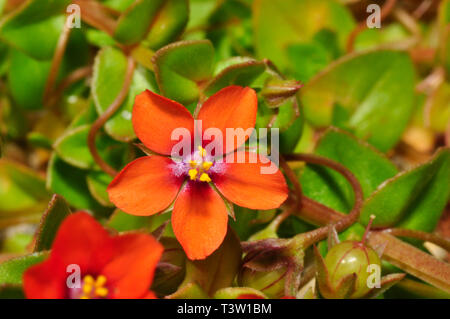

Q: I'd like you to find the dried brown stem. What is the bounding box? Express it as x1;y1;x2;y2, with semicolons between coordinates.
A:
87;55;135;177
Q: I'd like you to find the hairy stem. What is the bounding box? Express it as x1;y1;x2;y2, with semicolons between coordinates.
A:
87;56;135;177
384;228;450;252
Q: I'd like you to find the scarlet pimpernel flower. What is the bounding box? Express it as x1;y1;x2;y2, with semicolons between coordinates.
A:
24;212;163;299
107;86;288;260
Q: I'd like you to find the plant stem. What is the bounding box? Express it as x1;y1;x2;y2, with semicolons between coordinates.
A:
384;228;450;251
87;55;135;177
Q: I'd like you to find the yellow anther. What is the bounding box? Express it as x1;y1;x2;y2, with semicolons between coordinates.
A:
83;275;94;285
199;173;211;183
188;169;198;180
95;275;107;287
202;161;213;171
95;287;109;297
80;295;89;299
82;283;93;295
189;160;198;168
198;146;206;157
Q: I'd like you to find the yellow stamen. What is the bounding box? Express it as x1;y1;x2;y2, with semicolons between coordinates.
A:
198;146;206;157
188;169;198;180
82;283;93;295
80;295;89;299
199;173;211;183
95;275;107;287
83;275;94;285
95;287;109;297
189;160;198;168
202;161;213;171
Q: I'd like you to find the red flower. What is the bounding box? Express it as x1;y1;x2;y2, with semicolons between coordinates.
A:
107;86;288;260
24;212;163;299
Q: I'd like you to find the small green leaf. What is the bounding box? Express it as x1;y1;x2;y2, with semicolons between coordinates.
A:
114;0;164;45
153;40;215;104
360;148;450;232
0;252;48;285
143;0;189;50
301;50;416;152
33;194;72;252
86;170;113;207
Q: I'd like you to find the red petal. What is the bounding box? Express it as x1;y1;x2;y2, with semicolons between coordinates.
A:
108;156;184;216
172;183;228;260
132;90;194;155
50;212;113;274
102;233;163;299
213;152;288;210
23;259;66;299
197;86;257;154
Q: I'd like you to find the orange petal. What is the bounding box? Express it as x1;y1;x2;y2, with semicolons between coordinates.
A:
102;233;163;299
108;156;184;216
197;86;257;154
213;152;288;210
133;90;194;155
172;183;228;260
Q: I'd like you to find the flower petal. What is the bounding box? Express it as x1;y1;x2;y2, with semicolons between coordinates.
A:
197;86;257;154
50;212;113;274
132;90;194;155
24;259;66;299
108;156;184;216
102;233;163;299
172;183;228;260
213;152;288;210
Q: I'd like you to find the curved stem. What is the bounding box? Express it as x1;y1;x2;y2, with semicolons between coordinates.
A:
279;155;302;208
285;154;363;246
43;14;73;106
384;228;450;252
87;56;135;177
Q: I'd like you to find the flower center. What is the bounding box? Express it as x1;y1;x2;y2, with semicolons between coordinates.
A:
80;274;109;299
187;146;213;183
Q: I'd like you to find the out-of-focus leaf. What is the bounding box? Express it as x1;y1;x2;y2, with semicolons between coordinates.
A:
92;47;159;141
153;40;215;105
86;170;113;207
181;227;242;296
0;0;70;60
0;285;24;298
286;42;331;82
0;96;28;139
8;49;50;110
0;252;48;285
353;24;409;52
0;160;50;227
360;148;450;232
53;124;129;170
33;194;71;252
114;0;164;45
204;57;265;96
301;128;398;213
301;50;415;152
426;82;450;133
46;154;110;213
252;0;354;71
107;209;152;232
143;0;189;50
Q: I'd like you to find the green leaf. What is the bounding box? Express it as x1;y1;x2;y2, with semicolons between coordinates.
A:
0;285;25;299
8;49;50;110
0;159;50;227
181;227;242;296
252;0;354;71
301;50;416;152
86;170;113;207
92;47;159;141
0;252;48;285
53;124;129;170
107;209;152;232
46;154;111;213
114;0;164;45
204;57;266;96
153;40;215;105
301;128;398;213
0;0;70;60
360;148;450;232
33;194;71;252
143;0;189;50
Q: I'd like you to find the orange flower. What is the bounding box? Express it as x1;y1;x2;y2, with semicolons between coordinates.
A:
24;212;163;299
107;86;288;260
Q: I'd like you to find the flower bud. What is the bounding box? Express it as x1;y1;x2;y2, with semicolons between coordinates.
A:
238;267;287;299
